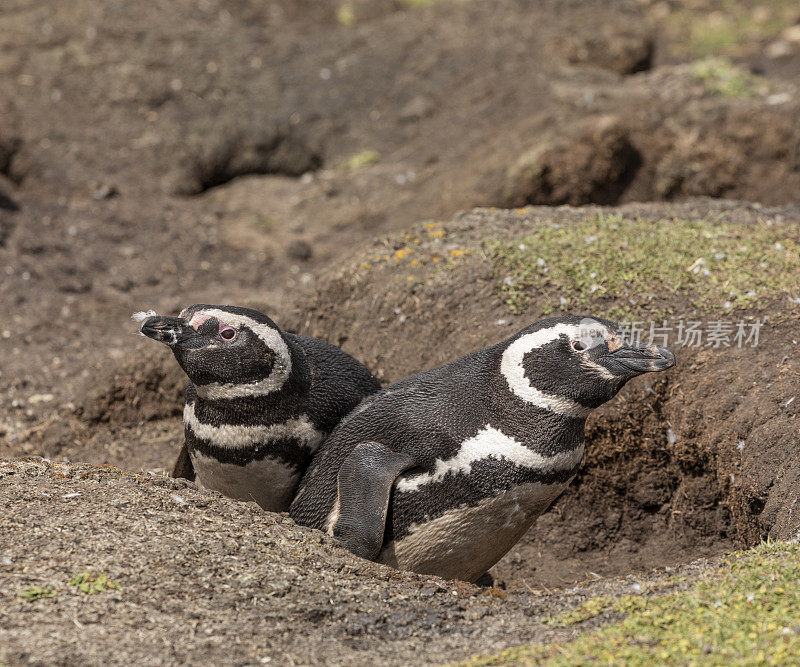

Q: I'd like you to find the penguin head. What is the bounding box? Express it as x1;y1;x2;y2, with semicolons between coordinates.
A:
500;315;675;416
137;304;292;399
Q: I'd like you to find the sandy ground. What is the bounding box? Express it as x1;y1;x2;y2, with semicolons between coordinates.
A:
0;459;718;665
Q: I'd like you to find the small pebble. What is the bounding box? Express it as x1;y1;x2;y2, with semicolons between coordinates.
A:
767;93;792;106
28;393;54;404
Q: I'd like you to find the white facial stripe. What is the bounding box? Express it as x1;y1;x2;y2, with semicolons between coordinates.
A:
190;308;292;399
581;357;616;380
184;402;323;451
500;323;610;418
395;425;584;493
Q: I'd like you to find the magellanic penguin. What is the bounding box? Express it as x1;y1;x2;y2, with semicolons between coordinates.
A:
289;315;675;582
137;304;381;512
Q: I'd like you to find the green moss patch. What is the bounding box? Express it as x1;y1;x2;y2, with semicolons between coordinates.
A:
690;57;766;98
486;212;800;319
466;540;800;665
70;572;121;595
20;586;56;601
344;149;380;170
662;0;800;58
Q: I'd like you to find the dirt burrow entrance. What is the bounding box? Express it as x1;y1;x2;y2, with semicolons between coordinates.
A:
16;312;798;591
492;374;735;589
8;201;800;591
285;203;800;590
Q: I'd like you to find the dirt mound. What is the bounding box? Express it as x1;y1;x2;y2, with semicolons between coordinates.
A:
0;458;713;665
503;116;642;207
290;200;800;588
559;22;654;75
495;70;800;208
77;344;184;424
166;126;322;196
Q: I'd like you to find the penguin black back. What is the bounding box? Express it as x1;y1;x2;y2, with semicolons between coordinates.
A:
290;315;675;581
138;304;381;511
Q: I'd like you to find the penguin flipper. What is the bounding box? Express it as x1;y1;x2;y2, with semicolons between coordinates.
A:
171;443;196;481
333;441;414;562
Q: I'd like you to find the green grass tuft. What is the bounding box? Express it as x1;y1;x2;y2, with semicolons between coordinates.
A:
335;4;357;26
344;149;380;169
70;572;121;595
690;57;765;98
464;540;800;665
20;585;56;601
486;212;800;319
663;0;800;58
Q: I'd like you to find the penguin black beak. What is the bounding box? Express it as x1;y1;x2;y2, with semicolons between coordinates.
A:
601;343;676;376
140;316;206;349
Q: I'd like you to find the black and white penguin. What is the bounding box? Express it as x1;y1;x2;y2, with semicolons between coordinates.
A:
137;304;381;512
289;315;675;582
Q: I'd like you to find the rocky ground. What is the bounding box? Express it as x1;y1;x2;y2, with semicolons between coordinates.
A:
2;0;800;663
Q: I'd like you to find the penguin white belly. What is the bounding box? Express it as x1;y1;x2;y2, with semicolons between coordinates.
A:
378;479;573;582
190;451;299;512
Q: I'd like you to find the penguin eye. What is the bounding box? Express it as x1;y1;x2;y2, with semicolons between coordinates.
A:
571;340;587;352
219;326;237;342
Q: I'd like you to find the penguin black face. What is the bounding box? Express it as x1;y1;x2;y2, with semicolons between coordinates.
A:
501;315;675;415
138;304;292;399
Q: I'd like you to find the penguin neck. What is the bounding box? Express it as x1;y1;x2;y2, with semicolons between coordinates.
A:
487;353;589;454
189;335;311;421
187;384;301;426
493;396;587;453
